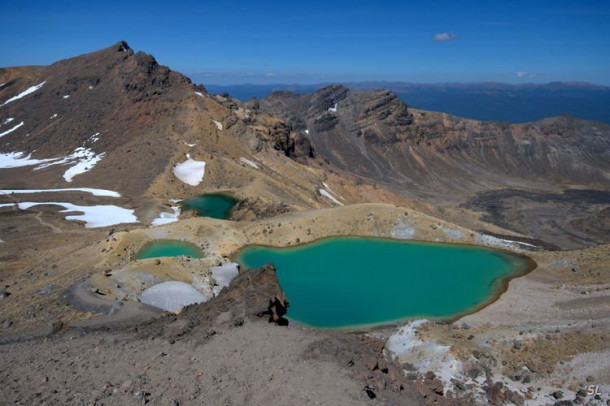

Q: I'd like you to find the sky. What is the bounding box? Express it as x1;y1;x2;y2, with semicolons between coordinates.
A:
1;0;609;85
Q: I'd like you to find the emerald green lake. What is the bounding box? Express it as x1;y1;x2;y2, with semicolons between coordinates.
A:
181;193;237;219
234;237;534;329
136;240;204;259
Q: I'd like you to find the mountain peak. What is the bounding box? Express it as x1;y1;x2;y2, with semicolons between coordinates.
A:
116;40;131;53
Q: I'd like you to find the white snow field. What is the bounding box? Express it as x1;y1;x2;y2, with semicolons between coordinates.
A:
1;81;46;106
173;154;205;186
151;206;181;226
210;263;240;295
0;121;24;137
0;146;105;182
11;202;137;228
139;281;206;313
319;188;343;206
0;188;121;197
0;151;61;169
61;147;106;182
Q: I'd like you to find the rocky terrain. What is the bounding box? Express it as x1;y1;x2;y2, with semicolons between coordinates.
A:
260;85;610;250
1;42;609;405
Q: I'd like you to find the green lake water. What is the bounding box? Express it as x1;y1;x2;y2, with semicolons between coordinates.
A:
136;240;204;259
234;237;534;329
181;193;237;219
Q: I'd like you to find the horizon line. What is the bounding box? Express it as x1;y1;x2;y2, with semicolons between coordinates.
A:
195;80;610;88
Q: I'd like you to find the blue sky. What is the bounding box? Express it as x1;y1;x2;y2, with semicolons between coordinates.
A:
2;0;609;85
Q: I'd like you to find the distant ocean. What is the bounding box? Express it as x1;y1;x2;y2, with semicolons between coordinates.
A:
201;82;610;124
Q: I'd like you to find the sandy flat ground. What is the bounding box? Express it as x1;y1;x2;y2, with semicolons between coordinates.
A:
0;322;374;406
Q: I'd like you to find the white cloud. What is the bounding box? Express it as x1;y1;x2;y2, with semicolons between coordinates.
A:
434;32;459;42
516;71;536;79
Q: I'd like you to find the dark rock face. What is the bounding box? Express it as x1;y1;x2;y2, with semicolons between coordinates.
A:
121;52;175;102
269;122;315;162
260;85;416;179
258;296;289;326
136;264;289;343
181;263;289;326
260;85;610;196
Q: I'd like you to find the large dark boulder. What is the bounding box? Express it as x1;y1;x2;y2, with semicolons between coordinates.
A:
136;264;290;343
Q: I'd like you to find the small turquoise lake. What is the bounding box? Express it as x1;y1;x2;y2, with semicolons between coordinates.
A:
136;240;204;259
181;193;237;219
234;237;534;329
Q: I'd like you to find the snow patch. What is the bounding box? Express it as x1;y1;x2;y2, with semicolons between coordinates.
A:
328;103;337;113
88;85;94;90
0;121;24;137
319;189;343;206
61;147;106;182
2;118;14;124
0;146;105;179
0;151;60;169
62;95;70;99
239;157;259;169
0;188;121;197
304;129;309;134
16;202;137;228
139;281;205;313
151;206;181;226
2;81;45;106
194;91;204;97
184;142;196;147
321;181;344;200
89;133;100;143
210;263;239;295
50;114;57;119
212;120;223;130
387;320;463;394
173;154;205;186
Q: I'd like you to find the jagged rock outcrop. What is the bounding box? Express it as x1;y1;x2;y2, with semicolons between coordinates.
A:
260;85;610;195
137;264;290;343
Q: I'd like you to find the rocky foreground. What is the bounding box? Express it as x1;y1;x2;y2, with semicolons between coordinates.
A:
0;265;431;405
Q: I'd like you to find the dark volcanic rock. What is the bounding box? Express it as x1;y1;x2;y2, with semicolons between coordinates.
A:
271;121;315;162
137;264;289;343
464;188;610;249
181;263;289;325
260;84;610;198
